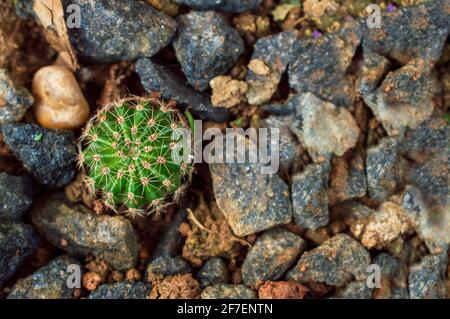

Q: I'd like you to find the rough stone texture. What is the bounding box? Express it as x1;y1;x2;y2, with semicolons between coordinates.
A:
259;115;299;170
288;31;360;108
363;0;450;66
333;281;373;299
207;133;292;237
0;220;38;288
291;161;330;230
1;124;77;189
135;57;228;122
242;228;306;289
31;194;138;270
260;94;297;116
196;257;228;288
359;50;391;96
362;59;435;136
146;256;191;276
150;209;186;261
174;0;262;13
210;75;247;108
286;234;371;287
0;69;33;124
408;253;447;299
61;0;177;63
289;93;360;162
201;284;257;299
258;281;308;299
350;201;413;250
0;173;34;221
7;255;81;299
372;253;408;299
328;152;367;205
246;31;297;105
366;137;403;202
88;281;152;299
173;11;244;91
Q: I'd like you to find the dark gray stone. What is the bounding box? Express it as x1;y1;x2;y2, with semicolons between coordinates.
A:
333;281;373;299
174;11;244;91
146;256;191;277
88;281;152;299
408;253;447;299
260;94;297;116
0;173;34;221
201;284;257;299
291;161;330;230
196;257;228;288
286;234;371;287
0;69;33;124
0;124;77;189
61;0;177;63
136;58;229;122
31;194;138;271
7;255;82;299
0;220;38;288
242;228;306;289
174;0;262;13
207;132;292;237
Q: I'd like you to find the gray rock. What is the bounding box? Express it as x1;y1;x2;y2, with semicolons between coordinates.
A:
291;161;330;230
174;11;244;91
286;234;371;287
207;132;292;237
366;137;403;202
0;173;34;221
7;255;82;299
150;209;186;261
0;220;38;288
146;256;191;277
201;284;257;299
408;253;447;299
136;58;228;122
31;194;138;270
0;69;33;124
61;0;177;63
196;257;228;288
246;31;297;105
333;281;373;299
372;253;409;299
174;0;262;13
0;124;77;189
242;228;306;289
260;94;297;116
88;281;152;299
289;93;360;162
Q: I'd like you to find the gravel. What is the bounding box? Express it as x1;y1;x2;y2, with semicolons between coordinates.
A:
201;284;257;299
196;257;228;288
0;69;33;124
146;256;192;277
174;0;262;13
408;253;447;299
88;281;152;299
0;172;34;221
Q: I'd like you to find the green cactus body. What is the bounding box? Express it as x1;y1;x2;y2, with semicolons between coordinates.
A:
79;97;192;215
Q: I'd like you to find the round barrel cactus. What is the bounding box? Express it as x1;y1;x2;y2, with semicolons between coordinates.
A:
78;97;193;216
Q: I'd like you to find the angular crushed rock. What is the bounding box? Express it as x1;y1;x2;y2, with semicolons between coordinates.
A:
242;228;306;289
291;161;330;230
207;132;292;237
146;256;191;277
0;124;77;189
289;93;360;162
174;0;262;13
135;58;229;122
0;69;33;124
7;255;82;299
372;253;408;299
333;281;373;299
286;234;371;287
408;253;447;299
62;0;177;63
246;31;297;105
196;257;228;288
0;172;34;221
88;281;152;299
173;11;244;91
201;284;257;299
31;194;138;270
0;220;38;288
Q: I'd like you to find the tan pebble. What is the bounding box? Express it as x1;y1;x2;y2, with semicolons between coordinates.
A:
32;65;90;130
248;59;270;76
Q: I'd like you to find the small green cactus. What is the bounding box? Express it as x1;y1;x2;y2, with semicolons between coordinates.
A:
78;97;192;216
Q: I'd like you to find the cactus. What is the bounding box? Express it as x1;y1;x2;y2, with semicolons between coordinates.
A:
78;97;192;216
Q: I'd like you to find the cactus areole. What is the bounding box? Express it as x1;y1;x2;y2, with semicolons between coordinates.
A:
78;97;193;216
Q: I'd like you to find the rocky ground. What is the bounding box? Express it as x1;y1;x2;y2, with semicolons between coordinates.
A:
0;0;449;299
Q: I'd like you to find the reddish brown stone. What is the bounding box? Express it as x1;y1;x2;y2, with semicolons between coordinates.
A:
258;281;308;299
